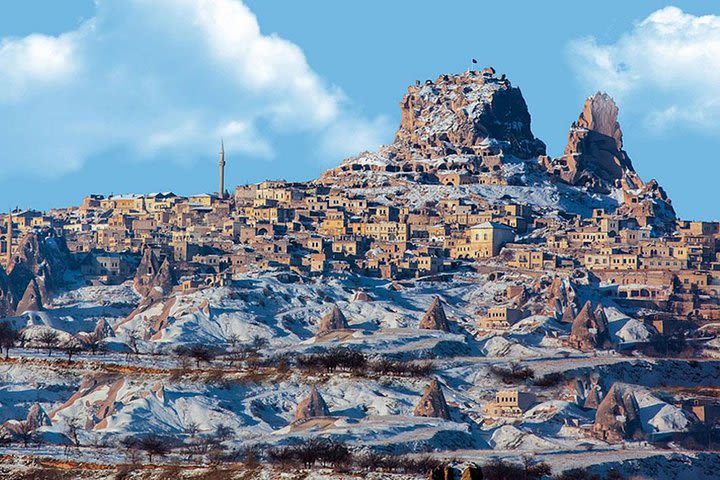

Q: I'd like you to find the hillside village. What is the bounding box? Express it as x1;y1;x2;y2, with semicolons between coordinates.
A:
0;69;719;479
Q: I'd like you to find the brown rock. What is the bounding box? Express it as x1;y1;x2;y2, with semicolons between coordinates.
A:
460;465;483;480
569;301;612;350
15;277;44;314
7;231;70;308
24;403;51;430
134;248;176;299
295;385;331;421
413;378;451;420
318;305;349;334
419;297;450;332
593;384;643;442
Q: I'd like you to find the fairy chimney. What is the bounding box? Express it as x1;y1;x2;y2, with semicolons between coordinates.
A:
413;378;451;420
318;305;349;334
295;385;331;421
15;277;44;314
419;297;450;332
569;301;612;350
593;384;643;442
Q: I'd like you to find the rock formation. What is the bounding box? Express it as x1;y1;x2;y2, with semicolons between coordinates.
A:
134;248;175;299
322;69;546;185
569;301;612;350
413;378;451;420
15;277;44;314
24;403;52;431
542;92;637;191
593;384;643;442
392;71;546;161
547;277;577;318
317;305;349;334
295;385;331;421
460;465;483;480
541;92;675;228
0;267;16;317
7;231;71;308
419;297;450;331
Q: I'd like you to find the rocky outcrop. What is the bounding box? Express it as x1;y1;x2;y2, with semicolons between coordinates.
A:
419;297;450;332
322;69;546;184
569;301;612;351
134;248;175;299
392;71;545;161
541;92;675;227
460;465;483;480
24;403;52;431
547;277;577;318
318;305;349;334
0;267;16;317
542;93;638;192
15;277;44;314
295;385;331;421
593;384;643;442
7;231;71;308
413;378;451;420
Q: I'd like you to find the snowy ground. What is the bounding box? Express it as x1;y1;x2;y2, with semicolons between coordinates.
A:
0;269;716;479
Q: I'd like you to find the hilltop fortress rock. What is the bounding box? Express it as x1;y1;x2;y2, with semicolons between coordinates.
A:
321;69;546;185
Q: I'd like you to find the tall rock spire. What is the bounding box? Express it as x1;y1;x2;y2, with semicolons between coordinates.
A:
218;140;226;199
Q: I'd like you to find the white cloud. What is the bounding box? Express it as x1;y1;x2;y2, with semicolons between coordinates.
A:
568;6;720;130
0;0;390;178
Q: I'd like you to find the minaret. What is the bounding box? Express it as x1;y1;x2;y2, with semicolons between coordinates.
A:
218;140;226;199
5;210;12;269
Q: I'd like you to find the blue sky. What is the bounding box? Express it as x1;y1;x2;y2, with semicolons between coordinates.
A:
0;1;717;219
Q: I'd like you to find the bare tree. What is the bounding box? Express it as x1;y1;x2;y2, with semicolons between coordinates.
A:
125;329;141;357
37;330;60;357
62;339;83;361
0;321;20;359
63;415;82;455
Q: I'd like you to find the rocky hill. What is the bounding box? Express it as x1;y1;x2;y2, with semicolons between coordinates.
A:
321;69;675;229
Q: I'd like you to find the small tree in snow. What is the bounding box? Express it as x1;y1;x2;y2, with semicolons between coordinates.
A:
37;330;60;356
0;321;20;359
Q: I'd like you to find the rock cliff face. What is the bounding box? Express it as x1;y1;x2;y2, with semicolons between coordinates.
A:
541;92;675;226
542;93;637;191
321;69;545;184
392;70;546;161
